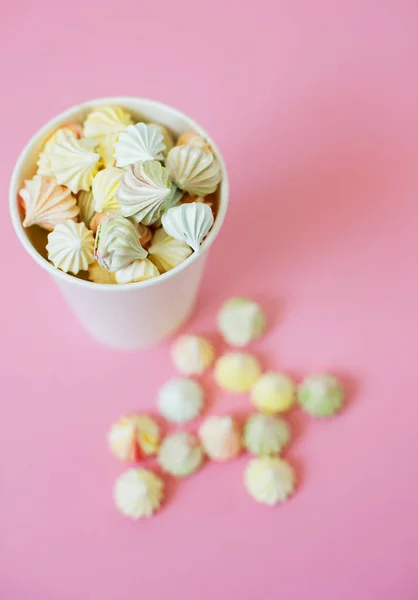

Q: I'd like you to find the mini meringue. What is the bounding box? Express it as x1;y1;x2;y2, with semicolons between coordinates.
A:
46;220;95;274
37;126;82;176
218;298;266;347
148;228;192;273
297;374;344;417
92;167;122;213
114;468;164;519
88;261;116;284
176;131;211;152
166;144;221;196
171;335;215;375
158;432;204;478
214;352;261;394
114;123;166;167
244;457;295;506
243;414;290;456
251;373;295;414
157;377;204;423
83;105;132;139
199;416;242;461
94;214;147;272
19;175;79;231
115;258;160;284
48;133;100;193
107;414;161;461
77;189;95;227
117;160;172;225
161;202;214;252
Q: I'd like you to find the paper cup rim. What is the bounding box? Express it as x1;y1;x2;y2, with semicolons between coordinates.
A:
9;96;229;292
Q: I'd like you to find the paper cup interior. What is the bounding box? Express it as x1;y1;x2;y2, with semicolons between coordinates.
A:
9;97;229;291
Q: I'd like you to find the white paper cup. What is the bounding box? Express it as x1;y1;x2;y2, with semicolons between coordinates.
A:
9;97;229;350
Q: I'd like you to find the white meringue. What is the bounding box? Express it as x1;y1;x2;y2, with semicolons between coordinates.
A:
77;189;95;227
171;335;215;375
46;220;95;274
149;123;174;154
117;160;172;225
157;377;204;423
148;227;192;273
214;352;262;394
244;457;295;506
166;144;221;195
94;214;148;272
114;468;164;519
92;167;122;213
199;416;242;461
161;202;214;252
114;123;166;167
158;432;204;478
243;414;290;456
83;105;133;139
88;261;117;284
48;133;100;193
115;258;160;284
218;298;266;347
19;174;79;231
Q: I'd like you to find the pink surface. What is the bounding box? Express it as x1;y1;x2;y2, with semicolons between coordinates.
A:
2;1;418;599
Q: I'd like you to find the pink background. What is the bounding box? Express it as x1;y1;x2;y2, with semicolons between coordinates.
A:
2;1;418;598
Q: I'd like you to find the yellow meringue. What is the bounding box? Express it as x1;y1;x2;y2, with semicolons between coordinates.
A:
77;189;95;227
171;334;215;375
199;416;242;461
148;227;192;273
177;131;211;152
244;457;296;506
83;105;133;139
114;468;164;519
96;133;118;167
166;144;221;196
218;298;266;347
214;352;261;394
37;125;82;175
19;175;79;231
107;414;161;461
48;133;100;193
46;220;94;274
115;258;159;284
92;167;122;213
243;414;290;456
251;372;295;414
158;432;204;478
88;261;117;284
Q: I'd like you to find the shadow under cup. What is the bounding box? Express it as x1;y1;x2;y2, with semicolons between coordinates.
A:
9;97;229;350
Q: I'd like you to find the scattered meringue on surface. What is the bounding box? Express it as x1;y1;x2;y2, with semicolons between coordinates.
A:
244;457;295;506
171;335;215;375
148;228;192;273
243;413;290;456
161;202;214;252
48;133;100;193
115;258;160;284
88;261;117;284
214;352;261;394
94;214;147;272
83;105;133;139
157;377;204;423
108;414;160;461
114;468;164;519
297;373;344;417
92;167;122;213
218;297;266;347
158;432;204;477
115;123;166;167
199;416;242;461
166;144;221;196
46;220;94;274
251;372;295;414
19;175;79;231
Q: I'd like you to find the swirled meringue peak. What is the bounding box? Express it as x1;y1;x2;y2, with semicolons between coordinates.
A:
117;160;172;225
115;258;160;284
83;105;133;139
92;167;122;214
94;214;147;272
166;144;221;195
48;133;100;193
148;227;192;273
114;123;166;167
19;175;79;231
46;220;95;274
37;126;82;176
161;202;213;252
